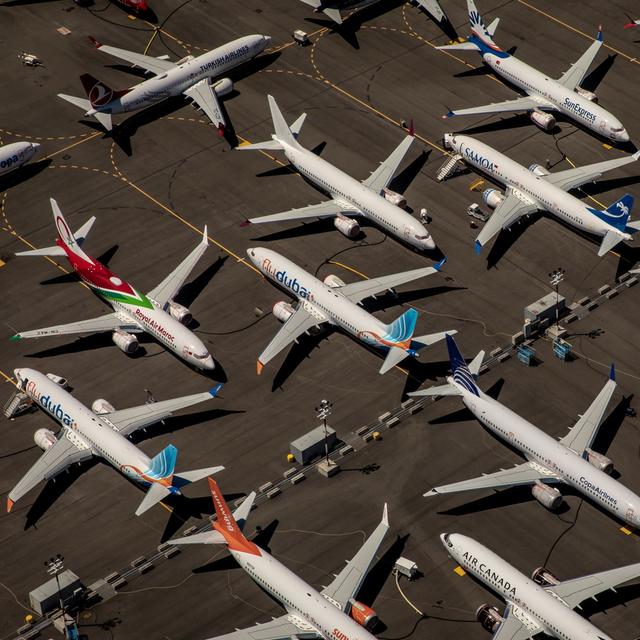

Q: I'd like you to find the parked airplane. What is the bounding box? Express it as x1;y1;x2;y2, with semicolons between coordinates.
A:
170;478;389;640
11;199;215;370
0;141;40;177
441;532;640;640
58;34;271;134
411;335;640;527
8;368;224;515
247;247;455;375
439;0;629;142
238;95;436;251
443;133;640;256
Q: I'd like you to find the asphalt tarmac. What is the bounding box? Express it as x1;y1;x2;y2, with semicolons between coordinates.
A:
1;0;640;638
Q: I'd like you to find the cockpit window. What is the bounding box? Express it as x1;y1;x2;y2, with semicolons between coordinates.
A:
611;127;624;132
415;234;431;240
193;351;209;360
443;534;453;548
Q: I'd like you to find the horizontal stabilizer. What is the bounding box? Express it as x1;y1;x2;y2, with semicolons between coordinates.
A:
408;383;462;397
323;7;343;23
412;329;457;349
57;93;91;112
173;465;225;486
15;245;66;257
236;140;283;151
598;229;624;257
379;345;410;375
436;41;480;51
168;530;226;545
136;482;172;516
468;349;485;376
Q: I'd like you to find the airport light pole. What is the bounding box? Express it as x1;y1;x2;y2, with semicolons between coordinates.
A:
315;399;333;466
45;554;66;639
549;268;565;332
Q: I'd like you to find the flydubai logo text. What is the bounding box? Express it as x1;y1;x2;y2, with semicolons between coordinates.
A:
262;258;314;300
26;380;76;428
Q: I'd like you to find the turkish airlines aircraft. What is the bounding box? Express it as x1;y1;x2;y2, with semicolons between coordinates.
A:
441;532;640;640
8;368;224;515
11;199;215;370
239;95;436;251
411;335;640;528
170;478;389;640
58;34;271;133
443;133;640;256
439;0;629;142
247;247;455;374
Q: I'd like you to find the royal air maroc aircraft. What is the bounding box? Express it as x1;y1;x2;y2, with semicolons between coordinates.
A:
11;199;215;370
58;34;271;134
238;95;436;251
247;247;455;375
8;368;224;516
0;141;40;176
410;335;640;528
439;0;630;142
441;533;640;640
443;133;640;256
170;478;389;640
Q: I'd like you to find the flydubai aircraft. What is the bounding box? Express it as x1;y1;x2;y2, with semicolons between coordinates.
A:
441;532;640;640
247;247;455;375
439;0;630;141
443;133;640;256
0;141;40;176
411;335;640;527
170;478;389;640
8;368;224;516
238;95;436;251
11;199;215;370
58;34;271;134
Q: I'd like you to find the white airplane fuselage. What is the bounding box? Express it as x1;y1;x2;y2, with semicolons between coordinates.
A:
444;134;632;243
450;379;640;527
0;141;40;175
276;139;434;251
441;533;614;640
231;544;376;640
93;35;270;116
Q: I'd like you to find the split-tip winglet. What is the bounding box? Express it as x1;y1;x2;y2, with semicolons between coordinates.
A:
434;257;447;271
382;503;389;527
597;25;603;41
7;498;14;513
9;334;21;342
632;150;640;161
474;240;482;255
239;219;252;228
256;360;264;375
209;383;223;397
408;119;415;137
610;363;616;381
423;489;438;497
88;36;102;48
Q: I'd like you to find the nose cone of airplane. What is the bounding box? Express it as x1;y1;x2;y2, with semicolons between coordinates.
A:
440;532;453;548
420;236;436;250
30;142;41;158
442;133;454;150
263;35;272;47
200;354;215;371
13;368;24;381
617;129;630;143
246;247;259;264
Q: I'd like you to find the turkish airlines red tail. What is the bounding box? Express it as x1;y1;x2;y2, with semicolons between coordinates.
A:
80;74;129;108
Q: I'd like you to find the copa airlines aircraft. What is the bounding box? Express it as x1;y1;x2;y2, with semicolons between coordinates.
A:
239;95;436;251
0;141;40;176
170;478;389;640
11;198;215;370
444;133;640;256
58;34;271;133
441;532;640;640
247;247;455;375
439;0;629;142
411;335;640;527
8;368;224;516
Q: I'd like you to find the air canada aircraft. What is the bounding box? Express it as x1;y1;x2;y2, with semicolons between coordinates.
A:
441;532;640;640
411;335;640;528
170;478;389;640
439;0;629;142
11;199;215;370
8;368;224;516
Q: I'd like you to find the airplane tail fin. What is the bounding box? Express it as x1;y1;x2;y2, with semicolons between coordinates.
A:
446;334;481;395
591;194;634;232
467;0;500;45
379;308;419;374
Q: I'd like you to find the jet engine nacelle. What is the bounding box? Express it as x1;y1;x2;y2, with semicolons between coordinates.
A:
531;481;563;510
382;187;407;209
528;163;550;177
585;448;613;474
482;188;505;209
273;301;295;323
212;77;234;97
530;110;556;131
34;428;56;451
576;87;598;103
350;601;378;631
333;214;360;238
531;566;560;587
112;330;139;354
168;301;193;325
176;54;195;65
323;274;346;288
476;604;504;633
92;398;116;415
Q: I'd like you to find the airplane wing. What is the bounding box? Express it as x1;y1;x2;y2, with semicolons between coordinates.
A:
200;614;320;640
424;461;560;496
321;504;390;611
248;200;352;224
545;561;640;609
361;136;414;194
11;312;141;340
147;226;208;308
8;429;93;510
414;0;445;22
559;367;616;454
492;604;539;640
542;152;640;192
92;40;176;75
446;96;544;118
104;385;222;437
557;30;603;90
184;80;225;130
258;303;327;373
475;190;538;252
338;262;442;304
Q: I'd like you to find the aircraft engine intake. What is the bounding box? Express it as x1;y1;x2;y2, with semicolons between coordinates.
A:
273;301;294;323
323;274;346;288
92;398;116;415
333;214;360;238
382;187;406;208
169;301;193;325
528;163;550;176
482;188;505;209
531;481;563;510
476;604;504;633
212;77;234;97
531;566;560;587
585;448;613;474
530;110;556;131
112;330;139;354
576;87;598;103
350;601;378;631
34;428;56;451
